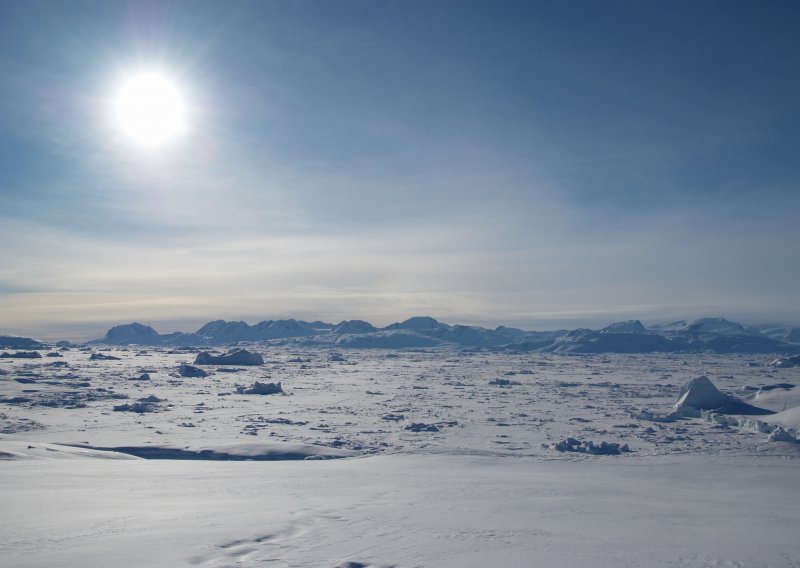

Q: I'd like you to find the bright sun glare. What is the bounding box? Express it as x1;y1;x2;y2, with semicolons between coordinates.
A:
111;69;189;149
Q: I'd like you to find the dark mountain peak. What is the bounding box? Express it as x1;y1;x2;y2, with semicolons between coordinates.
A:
393;316;447;331
333;320;377;334
103;323;161;345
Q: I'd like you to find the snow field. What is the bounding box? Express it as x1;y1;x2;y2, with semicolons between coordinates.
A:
1;345;799;566
2;453;799;568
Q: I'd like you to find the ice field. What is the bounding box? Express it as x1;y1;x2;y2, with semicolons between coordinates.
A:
1;344;799;567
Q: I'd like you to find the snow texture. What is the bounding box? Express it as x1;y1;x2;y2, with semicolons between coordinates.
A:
2;339;799;567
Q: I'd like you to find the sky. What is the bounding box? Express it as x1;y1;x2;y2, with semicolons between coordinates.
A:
1;0;799;341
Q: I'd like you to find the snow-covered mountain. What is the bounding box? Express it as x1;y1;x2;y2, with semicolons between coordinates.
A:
600;320;649;334
655;317;746;335
385;316;448;333
0;335;45;349
652;318;793;353
540;323;678;354
85;316;800;354
332;320;377;335
99;323;162;345
748;325;800;345
92;323;207;346
195;319;326;342
336;329;443;348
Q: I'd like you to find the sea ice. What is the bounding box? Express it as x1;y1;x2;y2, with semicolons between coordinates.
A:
194;349;264;366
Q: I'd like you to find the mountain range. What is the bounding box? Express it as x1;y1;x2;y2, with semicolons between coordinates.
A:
67;316;800;354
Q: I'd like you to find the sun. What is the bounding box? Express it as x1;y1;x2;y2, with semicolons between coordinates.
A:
110;68;189;149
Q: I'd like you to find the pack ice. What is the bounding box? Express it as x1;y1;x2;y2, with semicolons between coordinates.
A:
1;317;799;567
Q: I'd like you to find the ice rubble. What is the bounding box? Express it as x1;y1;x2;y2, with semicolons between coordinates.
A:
194;349;264;366
0;351;41;359
89;352;121;360
2;346;797;460
179;363;208;377
703;411;799;443
405;422;440;432
236;381;283;395
488;378;521;386
767;427;797;443
544;437;631;455
662;377;798;443
113;395;166;413
769;354;800;368
630;375;778;432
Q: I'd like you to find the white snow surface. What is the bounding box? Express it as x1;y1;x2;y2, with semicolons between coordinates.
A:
747;384;800;412
764;406;800;431
1;453;799;568
2;345;800;566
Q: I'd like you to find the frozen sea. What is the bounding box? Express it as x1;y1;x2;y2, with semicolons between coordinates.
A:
1;345;799;567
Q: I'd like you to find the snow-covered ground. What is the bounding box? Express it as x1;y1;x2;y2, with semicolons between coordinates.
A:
2;346;799;566
3;452;799;568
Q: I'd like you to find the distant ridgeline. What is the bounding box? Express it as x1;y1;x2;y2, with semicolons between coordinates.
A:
0;335;46;349
70;316;800;354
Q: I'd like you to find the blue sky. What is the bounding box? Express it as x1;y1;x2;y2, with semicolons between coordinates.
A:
1;0;799;340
